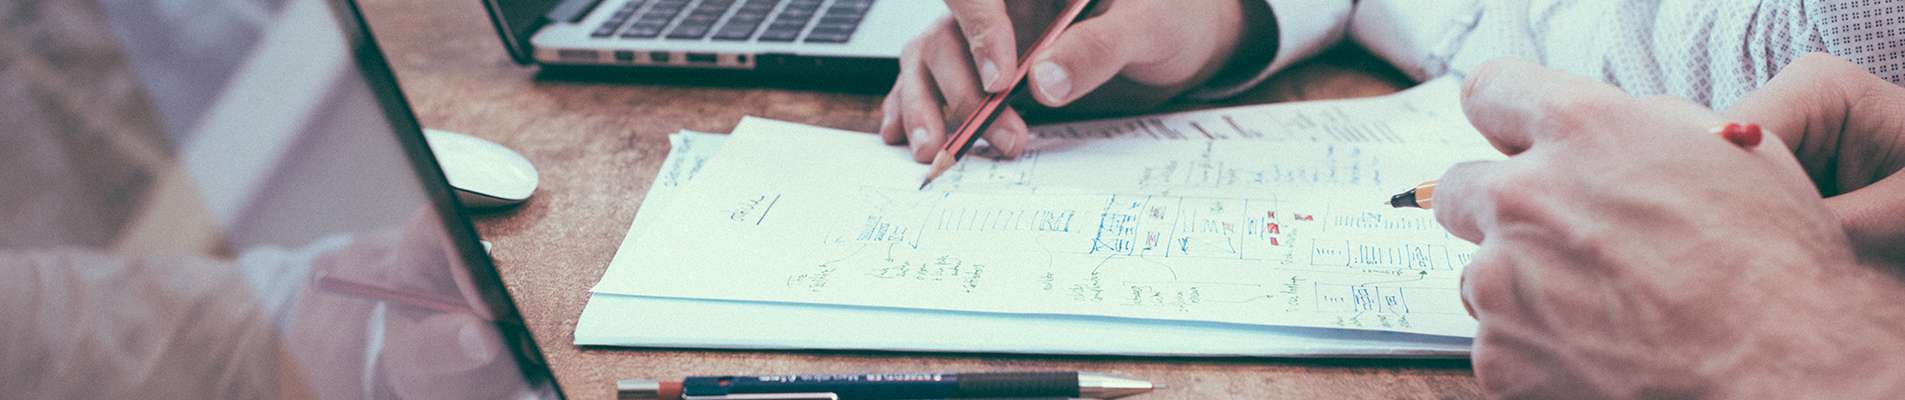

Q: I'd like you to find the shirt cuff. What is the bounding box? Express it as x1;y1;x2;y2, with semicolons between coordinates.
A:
1187;0;1353;100
1347;0;1482;81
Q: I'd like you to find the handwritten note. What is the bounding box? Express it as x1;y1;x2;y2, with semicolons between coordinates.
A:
593;79;1499;337
608;131;729;266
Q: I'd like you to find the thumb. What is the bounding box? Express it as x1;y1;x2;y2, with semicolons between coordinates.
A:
1722;53;1866;180
1026;12;1149;107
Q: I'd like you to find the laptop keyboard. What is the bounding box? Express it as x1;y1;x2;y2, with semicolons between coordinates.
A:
589;0;873;44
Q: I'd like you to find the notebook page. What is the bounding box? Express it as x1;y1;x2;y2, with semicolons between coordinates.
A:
595;79;1499;337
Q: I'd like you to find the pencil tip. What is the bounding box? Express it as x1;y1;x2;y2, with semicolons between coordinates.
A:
918;151;954;191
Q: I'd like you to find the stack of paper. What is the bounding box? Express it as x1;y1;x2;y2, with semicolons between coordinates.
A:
576;79;1496;357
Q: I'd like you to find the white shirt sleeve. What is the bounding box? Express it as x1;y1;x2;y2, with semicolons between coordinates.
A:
1187;0;1351;100
1350;0;1902;109
1346;0;1487;81
1261;0;1354;80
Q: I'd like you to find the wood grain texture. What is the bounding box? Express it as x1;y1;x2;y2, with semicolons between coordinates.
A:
352;0;1482;398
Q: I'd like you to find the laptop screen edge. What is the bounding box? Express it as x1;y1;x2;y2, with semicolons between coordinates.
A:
331;0;568;395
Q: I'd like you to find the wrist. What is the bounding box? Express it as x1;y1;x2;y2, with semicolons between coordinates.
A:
1185;0;1278;100
1721;258;1905;398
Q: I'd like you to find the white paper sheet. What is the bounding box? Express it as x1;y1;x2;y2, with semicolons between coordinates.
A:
575;293;1472;357
591;79;1499;338
576;129;1469;356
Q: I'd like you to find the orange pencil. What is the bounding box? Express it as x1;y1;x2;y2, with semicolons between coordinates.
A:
918;0;1100;190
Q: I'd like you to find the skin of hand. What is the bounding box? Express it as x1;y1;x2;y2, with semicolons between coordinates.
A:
300;211;523;398
1722;53;1905;266
879;0;1270;163
1439;59;1905;398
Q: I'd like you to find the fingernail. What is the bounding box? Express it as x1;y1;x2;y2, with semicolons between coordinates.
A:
456;317;496;361
910;128;929;148
881;111;894;130
980;60;1001;91
1033;62;1071;103
997;134;1018;156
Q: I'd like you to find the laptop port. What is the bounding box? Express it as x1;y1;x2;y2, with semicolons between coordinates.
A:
685;52;718;64
613;51;636;63
649;51;671;63
556;49;597;61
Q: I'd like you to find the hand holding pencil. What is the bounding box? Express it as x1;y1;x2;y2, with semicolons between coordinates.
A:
879;0;1267;165
917;0;1099;189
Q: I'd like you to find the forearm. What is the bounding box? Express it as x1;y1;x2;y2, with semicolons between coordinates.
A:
0;250;295;398
1722;260;1905;399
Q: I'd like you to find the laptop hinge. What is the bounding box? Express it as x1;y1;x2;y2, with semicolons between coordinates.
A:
545;0;603;23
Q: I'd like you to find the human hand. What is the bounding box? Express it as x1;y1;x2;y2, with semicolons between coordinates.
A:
880;0;1267;163
1439;59;1905;398
302;211;530;398
1723;53;1905;266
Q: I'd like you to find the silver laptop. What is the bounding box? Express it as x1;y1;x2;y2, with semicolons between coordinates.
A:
484;0;943;77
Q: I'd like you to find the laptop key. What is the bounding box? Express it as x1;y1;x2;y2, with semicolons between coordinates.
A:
816;15;859;26
712;16;763;41
758;25;804;42
803;23;854;43
668;10;723;39
827;1;870;13
712;26;760;41
739;0;775;10
622;21;667;38
802;30;851;43
647;3;686;17
779;8;815;20
810;23;854;34
667;24;712;39
727;12;766;24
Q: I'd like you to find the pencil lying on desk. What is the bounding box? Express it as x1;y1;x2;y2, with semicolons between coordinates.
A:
919;0;1100;190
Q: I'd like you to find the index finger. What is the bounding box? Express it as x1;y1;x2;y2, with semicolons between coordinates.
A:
1432;160;1511;243
1461;58;1632;155
944;0;1018;92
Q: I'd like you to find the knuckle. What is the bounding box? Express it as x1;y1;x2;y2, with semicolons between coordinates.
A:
910;21;956;50
1794;52;1856;71
900;41;924;63
949;5;1003;31
1483;169;1557;225
1463;59;1526;98
902;100;939;122
1637;95;1689;108
1463;250;1509;299
1462;247;1532;330
1529;95;1615;139
1070;29;1121;62
961;23;999;48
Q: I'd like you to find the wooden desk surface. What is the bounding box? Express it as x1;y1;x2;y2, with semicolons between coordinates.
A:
356;0;1480;398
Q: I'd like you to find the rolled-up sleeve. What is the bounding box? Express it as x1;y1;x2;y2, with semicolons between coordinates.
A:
1187;0;1353;100
1348;0;1485;81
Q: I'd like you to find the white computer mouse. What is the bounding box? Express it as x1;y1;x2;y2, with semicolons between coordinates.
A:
423;129;539;209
